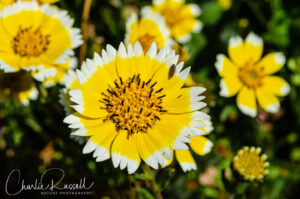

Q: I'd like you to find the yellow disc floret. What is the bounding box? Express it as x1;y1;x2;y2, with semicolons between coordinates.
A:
100;74;167;135
238;62;264;88
12;26;50;57
233;146;269;181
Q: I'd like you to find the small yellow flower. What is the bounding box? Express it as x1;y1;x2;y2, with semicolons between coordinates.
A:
125;13;172;53
0;1;82;81
173;42;189;63
218;0;232;11
41;57;77;87
233;146;269;181
0;70;38;105
0;0;59;9
142;0;202;43
64;42;208;174
215;33;290;117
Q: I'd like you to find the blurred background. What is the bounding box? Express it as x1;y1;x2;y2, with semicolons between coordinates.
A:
1;0;300;198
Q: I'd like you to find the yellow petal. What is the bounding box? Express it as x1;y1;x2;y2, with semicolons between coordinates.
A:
111;132;141;174
257;53;286;75
262;76;290;96
175;150;197;172
219;76;242;97
228;36;247;67
189;136;213;156
215;54;238;77
256;86;280;114
244;33;263;64
237;86;257;117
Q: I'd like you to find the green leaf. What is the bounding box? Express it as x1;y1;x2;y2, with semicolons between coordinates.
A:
200;1;223;25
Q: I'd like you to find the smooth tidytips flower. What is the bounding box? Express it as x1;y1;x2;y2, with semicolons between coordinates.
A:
215;33;290;117
0;1;82;81
142;0;202;43
125;13;172;53
0;70;38;105
164;117;213;172
64;42;208;174
233;146;269;181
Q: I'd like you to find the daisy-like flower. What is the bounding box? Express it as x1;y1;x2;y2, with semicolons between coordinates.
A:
142;0;202;43
125;13;172;54
0;0;59;9
41;57;77;87
215;33;290;117
170;118;213;172
64;42;208;174
0;70;38;105
233;146;269;181
0;1;82;81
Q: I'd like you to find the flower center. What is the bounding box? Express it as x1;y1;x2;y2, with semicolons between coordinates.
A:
238;62;264;88
160;8;184;27
234;150;267;178
139;34;155;53
100;74;167;135
12;26;50;57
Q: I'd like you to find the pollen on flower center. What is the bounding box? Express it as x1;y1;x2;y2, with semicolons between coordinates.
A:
12;26;50;57
233;146;269;181
100;74;167;135
139;34;155;53
238;63;264;88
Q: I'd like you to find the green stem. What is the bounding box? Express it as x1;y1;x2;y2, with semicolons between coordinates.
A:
142;164;164;199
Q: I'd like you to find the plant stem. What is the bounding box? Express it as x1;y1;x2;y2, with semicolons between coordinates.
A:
142;164;164;199
80;0;93;63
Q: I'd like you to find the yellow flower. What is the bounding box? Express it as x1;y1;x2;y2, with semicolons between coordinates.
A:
164;117;213;172
125;13;172;54
142;0;202;43
218;0;232;11
0;1;82;81
233;146;269;181
41;57;77;87
173;42;189;63
0;70;38;105
64;42;208;174
0;0;59;9
215;33;290;117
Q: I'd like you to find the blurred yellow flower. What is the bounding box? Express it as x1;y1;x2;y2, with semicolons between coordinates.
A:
233;146;269;181
142;0;202;43
218;0;232;11
125;13;172;53
215;33;290;117
64;42;208;174
0;0;59;9
0;70;38;105
0;1;82;82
